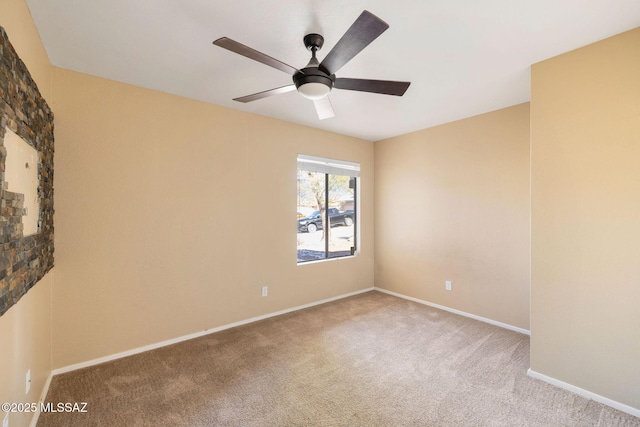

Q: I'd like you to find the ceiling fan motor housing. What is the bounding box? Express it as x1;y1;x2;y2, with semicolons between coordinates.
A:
293;67;334;98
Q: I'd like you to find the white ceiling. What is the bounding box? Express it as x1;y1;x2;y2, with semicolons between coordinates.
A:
26;0;640;141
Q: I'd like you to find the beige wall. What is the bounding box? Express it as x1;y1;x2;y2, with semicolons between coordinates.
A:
0;1;53;426
374;104;531;330
0;274;52;427
51;68;374;368
530;28;640;409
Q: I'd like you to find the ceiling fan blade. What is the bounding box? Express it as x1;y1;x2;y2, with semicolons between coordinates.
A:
313;97;335;120
233;85;296;103
213;37;300;76
319;10;389;75
334;78;410;96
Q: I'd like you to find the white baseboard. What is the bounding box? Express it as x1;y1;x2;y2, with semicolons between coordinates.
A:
52;287;375;376
29;371;53;427
374;287;530;335
527;369;640;418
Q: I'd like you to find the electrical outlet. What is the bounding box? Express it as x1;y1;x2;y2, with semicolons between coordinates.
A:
261;286;268;297
445;281;452;291
26;369;31;394
3;411;9;427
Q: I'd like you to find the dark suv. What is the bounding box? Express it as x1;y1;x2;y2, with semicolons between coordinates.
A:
297;208;354;233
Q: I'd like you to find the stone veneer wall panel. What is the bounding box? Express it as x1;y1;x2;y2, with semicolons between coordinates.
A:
0;26;54;316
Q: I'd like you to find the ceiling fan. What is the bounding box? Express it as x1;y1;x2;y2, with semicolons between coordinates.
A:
213;10;411;120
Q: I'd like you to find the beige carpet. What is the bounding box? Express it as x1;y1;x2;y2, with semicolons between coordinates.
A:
38;291;639;426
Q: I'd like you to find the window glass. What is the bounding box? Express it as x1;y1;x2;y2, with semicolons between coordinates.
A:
297;156;359;263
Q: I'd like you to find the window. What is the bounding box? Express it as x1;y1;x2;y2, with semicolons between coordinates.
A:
297;155;359;263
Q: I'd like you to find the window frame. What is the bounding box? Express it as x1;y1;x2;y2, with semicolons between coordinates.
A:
296;155;360;264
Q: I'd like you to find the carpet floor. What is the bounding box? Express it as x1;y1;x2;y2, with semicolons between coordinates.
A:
38;291;640;426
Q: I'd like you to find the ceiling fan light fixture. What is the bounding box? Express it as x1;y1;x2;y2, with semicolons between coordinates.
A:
297;82;331;100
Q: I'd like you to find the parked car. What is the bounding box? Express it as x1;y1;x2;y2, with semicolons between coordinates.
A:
297;208;354;232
